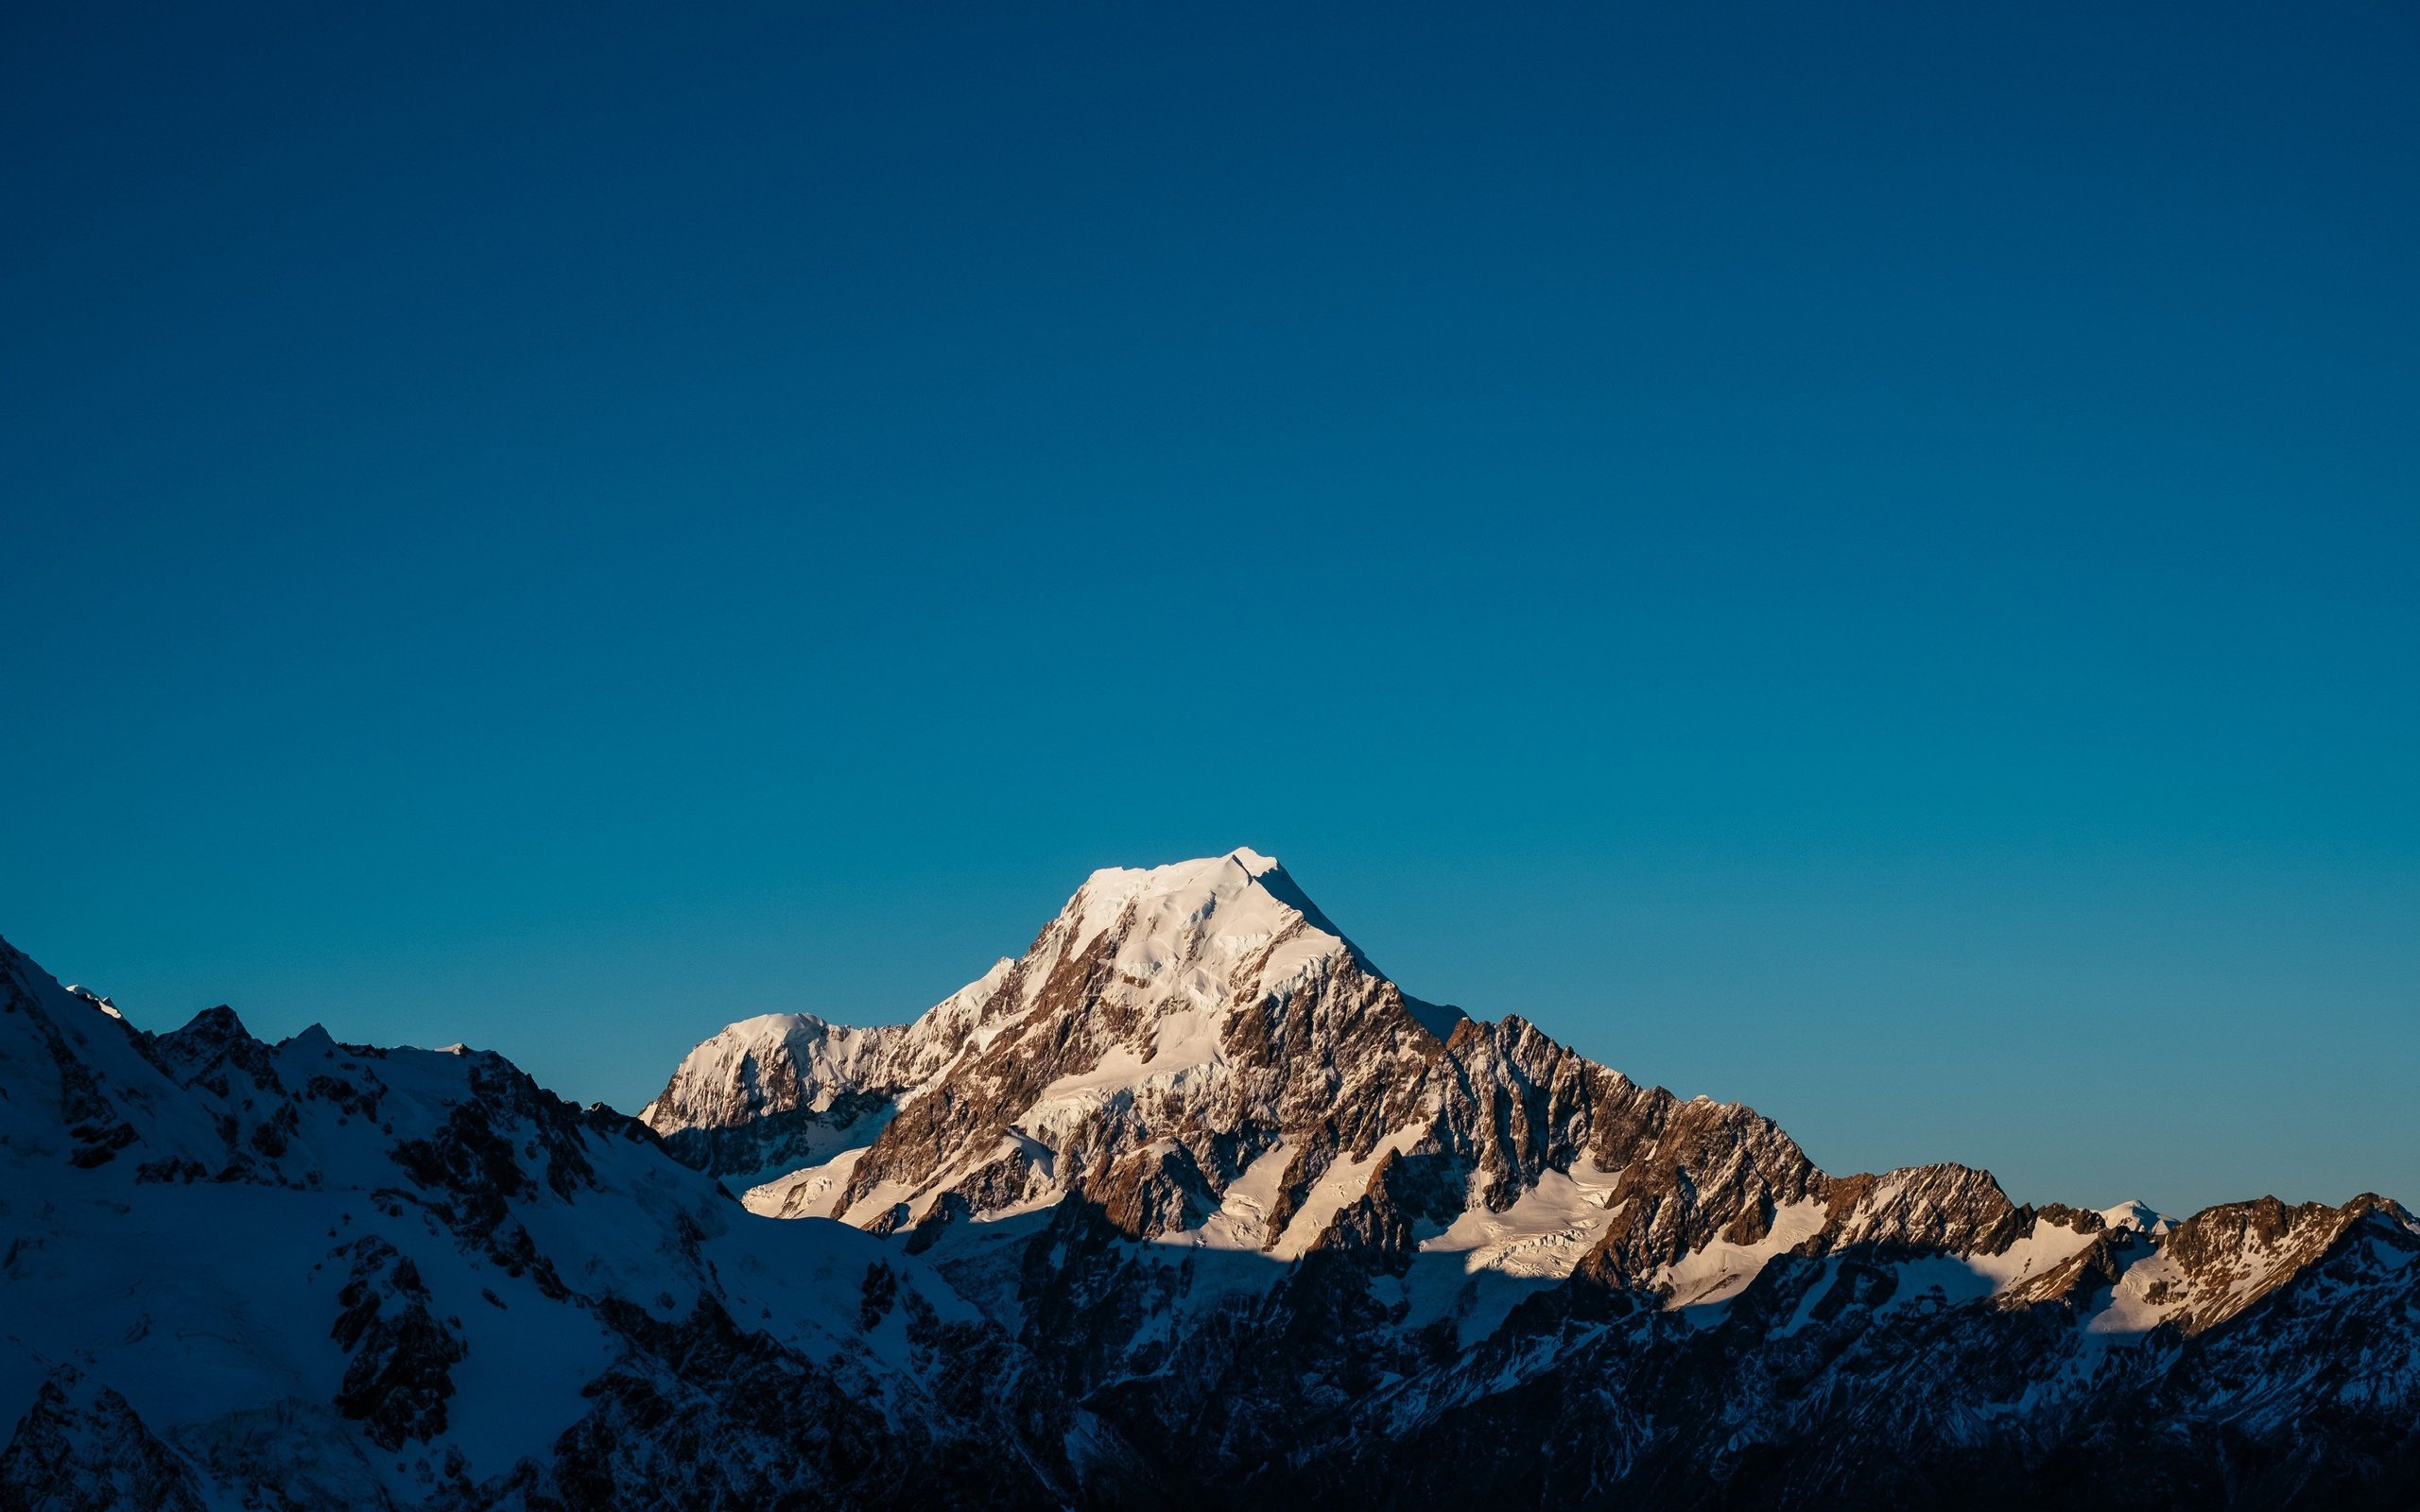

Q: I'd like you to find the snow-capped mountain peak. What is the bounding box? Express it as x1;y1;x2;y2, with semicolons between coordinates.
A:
1054;846;1359;994
647;857;2030;1317
2099;1196;2175;1234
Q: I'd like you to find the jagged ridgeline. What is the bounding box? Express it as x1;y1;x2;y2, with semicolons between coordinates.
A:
4;851;2416;1510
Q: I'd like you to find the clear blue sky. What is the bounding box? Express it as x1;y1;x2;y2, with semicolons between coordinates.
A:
5;4;2413;1216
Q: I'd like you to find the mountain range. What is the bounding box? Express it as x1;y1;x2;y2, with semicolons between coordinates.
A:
5;849;2414;1509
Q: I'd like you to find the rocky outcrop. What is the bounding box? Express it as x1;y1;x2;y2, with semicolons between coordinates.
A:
328;1237;466;1451
0;1372;208;1512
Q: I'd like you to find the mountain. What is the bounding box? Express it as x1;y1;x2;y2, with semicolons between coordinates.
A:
0;937;1078;1510
641;849;2420;1508
6;850;2416;1509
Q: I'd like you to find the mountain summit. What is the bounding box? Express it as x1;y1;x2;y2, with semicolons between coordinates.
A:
644;847;1473;1241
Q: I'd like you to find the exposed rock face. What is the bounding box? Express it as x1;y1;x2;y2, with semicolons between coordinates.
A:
0;1372;208;1512
639;849;2420;1508
328;1237;466;1451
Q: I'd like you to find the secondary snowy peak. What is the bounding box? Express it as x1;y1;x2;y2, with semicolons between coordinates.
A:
641;1012;906;1129
2099;1197;2174;1234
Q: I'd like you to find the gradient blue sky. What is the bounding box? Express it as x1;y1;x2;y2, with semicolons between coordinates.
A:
6;3;2414;1215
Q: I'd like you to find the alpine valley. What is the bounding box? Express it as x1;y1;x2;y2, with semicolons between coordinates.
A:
5;850;2415;1510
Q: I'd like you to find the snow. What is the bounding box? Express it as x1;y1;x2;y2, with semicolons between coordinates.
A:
648;848;1489;1248
0;1116;636;1499
1268;1122;1433;1262
62;984;122;1019
2099;1199;2175;1235
1389;1163;1631;1342
0;940;998;1502
1659;1199;1830;1308
1416;1162;1625;1280
1063;849;1288;954
1055;850;1348;1020
15;825;2419;1506
744;1146;871;1218
628;845;2412;1431
1192;1142;1296;1251
642;1011;900;1127
2087;1248;2187;1335
2081;1206;2331;1338
1962;1213;2107;1290
1872;1255;2003;1314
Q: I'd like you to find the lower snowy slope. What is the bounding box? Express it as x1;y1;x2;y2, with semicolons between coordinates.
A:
0;937;1078;1511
